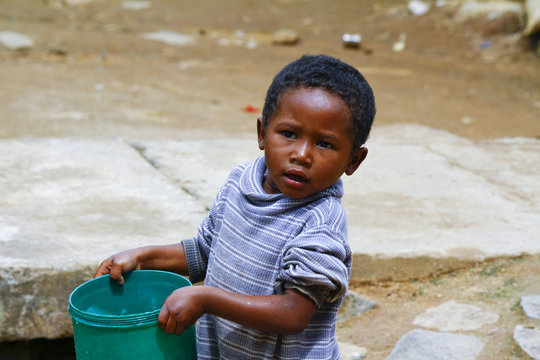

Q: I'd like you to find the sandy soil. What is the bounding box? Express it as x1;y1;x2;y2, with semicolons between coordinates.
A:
1;1;539;359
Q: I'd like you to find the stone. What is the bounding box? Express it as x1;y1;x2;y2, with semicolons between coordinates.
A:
524;0;540;35
386;329;484;360
342;33;362;49
0;267;95;341
0;31;34;50
142;31;195;46
413;300;499;331
521;295;540;319
392;34;407;52
272;29;299;45
338;342;367;360
122;1;151;10
338;291;376;323
64;0;98;4
455;1;525;34
514;325;540;360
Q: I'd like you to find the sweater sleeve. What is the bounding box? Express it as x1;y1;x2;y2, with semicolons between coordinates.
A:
182;206;216;284
182;178;232;284
181;162;249;284
274;223;352;308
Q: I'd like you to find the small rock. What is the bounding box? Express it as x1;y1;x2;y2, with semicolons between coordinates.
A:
272;29;299;46
65;0;97;4
218;38;231;46
49;46;68;56
521;295;540;319
0;31;34;50
436;0;447;7
122;1;151;10
45;0;97;7
142;31;195;46
408;0;430;16
413;300;499;331
455;1;525;35
342;33;362;49
392;33;407;52
514;325;540;360
386;329;485;360
338;342;367;360
338;291;375;323
245;39;258;49
524;0;540;35
461;116;474;125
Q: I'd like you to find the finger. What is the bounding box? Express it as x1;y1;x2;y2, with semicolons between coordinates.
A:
174;323;185;335
173;312;188;335
158;305;169;330
93;262;111;278
109;264;125;285
165;316;177;334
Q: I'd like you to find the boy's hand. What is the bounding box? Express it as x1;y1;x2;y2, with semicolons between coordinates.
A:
158;286;206;335
157;286;316;335
94;248;142;284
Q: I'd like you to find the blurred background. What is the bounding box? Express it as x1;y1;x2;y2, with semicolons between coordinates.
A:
1;0;539;142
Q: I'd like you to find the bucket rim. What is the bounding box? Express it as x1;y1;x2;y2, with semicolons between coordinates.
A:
69;270;191;326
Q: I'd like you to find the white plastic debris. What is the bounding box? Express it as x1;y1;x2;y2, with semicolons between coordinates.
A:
142;31;195;46
409;0;431;16
0;31;34;50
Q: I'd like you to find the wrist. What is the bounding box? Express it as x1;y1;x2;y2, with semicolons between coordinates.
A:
197;286;214;315
134;246;154;268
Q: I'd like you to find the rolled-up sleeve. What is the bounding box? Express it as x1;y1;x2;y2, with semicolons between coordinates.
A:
274;224;352;308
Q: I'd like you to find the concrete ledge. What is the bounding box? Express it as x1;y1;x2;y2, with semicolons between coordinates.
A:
0;266;95;341
136;124;540;261
1;124;539;340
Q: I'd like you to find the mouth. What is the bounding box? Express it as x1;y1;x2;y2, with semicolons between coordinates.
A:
284;169;308;184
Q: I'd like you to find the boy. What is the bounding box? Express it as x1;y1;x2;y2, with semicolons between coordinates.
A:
95;54;376;359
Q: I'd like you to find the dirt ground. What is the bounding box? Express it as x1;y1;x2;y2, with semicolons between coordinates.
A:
1;0;539;359
342;255;540;359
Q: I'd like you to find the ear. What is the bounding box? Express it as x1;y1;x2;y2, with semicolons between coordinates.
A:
257;117;265;150
345;147;368;176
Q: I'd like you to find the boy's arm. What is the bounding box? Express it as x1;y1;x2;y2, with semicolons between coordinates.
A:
158;285;316;335
94;243;188;284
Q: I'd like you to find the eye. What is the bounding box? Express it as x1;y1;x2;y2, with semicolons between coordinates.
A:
317;140;334;149
281;130;296;139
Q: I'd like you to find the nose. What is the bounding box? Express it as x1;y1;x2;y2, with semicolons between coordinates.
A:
291;140;312;166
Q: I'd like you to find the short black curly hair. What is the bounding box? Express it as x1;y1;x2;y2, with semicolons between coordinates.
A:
262;54;376;148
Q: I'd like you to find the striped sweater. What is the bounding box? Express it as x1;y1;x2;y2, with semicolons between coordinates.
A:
182;155;352;359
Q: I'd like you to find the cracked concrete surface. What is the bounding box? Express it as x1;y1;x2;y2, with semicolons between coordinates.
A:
1;124;539;340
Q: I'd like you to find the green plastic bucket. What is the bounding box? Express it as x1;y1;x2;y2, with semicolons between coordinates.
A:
68;270;196;360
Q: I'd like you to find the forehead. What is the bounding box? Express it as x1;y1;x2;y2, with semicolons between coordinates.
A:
275;87;352;124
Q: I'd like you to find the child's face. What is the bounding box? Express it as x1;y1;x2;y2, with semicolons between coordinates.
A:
257;87;367;199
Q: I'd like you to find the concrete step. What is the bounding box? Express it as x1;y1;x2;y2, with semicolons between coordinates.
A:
1;124;539;340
